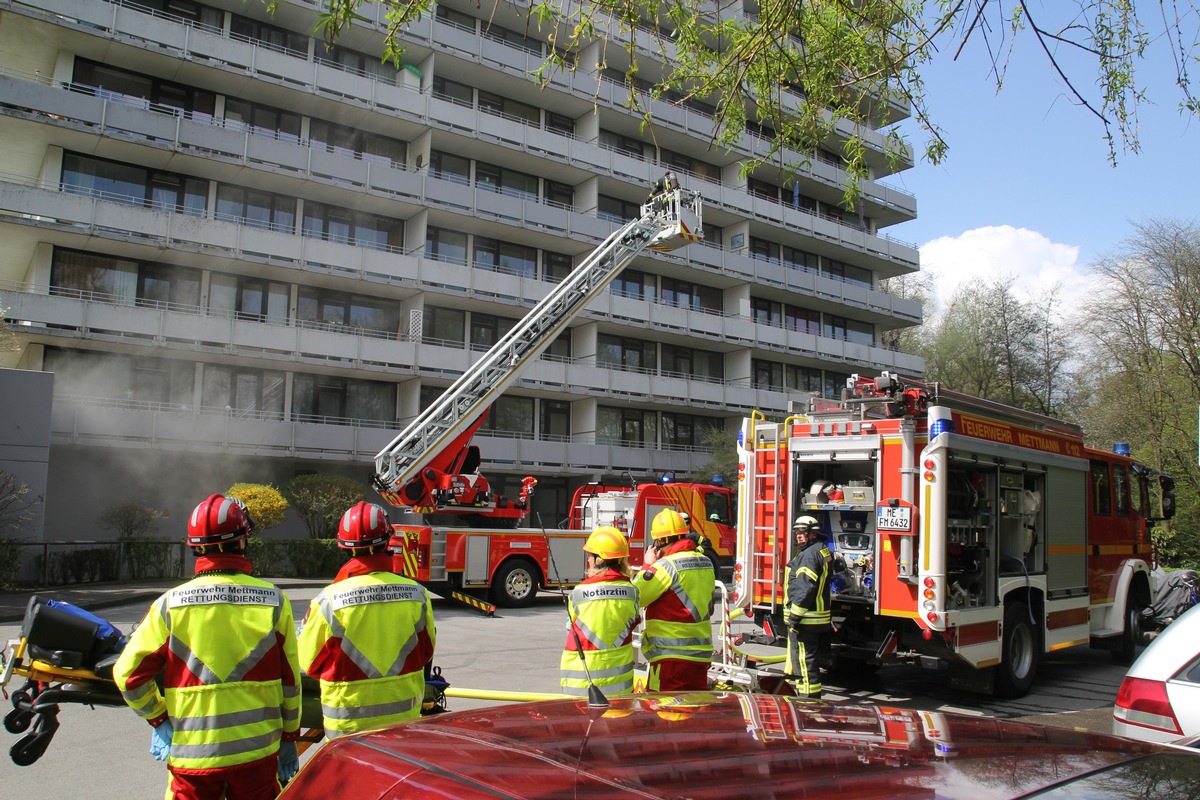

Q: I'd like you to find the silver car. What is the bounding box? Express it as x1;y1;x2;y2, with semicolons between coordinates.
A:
1113;600;1200;742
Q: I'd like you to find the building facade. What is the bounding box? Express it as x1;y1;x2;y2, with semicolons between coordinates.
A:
0;0;922;545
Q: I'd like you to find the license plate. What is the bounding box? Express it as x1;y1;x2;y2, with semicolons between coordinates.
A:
876;505;911;532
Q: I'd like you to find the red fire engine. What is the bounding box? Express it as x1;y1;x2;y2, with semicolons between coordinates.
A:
379;183;704;607
567;480;735;570
726;372;1175;697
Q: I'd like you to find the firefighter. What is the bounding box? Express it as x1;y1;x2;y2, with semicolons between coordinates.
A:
298;501;436;739
784;514;833;699
680;511;717;573
560;526;641;697
637;508;715;691
113;493;302;799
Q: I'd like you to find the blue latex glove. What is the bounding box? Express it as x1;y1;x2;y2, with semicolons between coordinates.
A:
149;721;173;761
277;740;299;783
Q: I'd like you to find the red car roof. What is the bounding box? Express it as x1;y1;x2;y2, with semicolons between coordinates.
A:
281;692;1175;799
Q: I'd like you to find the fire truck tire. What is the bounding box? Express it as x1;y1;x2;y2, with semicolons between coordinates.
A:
995;601;1038;699
490;558;541;608
1111;584;1149;666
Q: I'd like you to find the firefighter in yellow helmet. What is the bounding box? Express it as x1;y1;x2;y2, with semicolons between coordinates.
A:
298;502;436;739
784;514;833;699
637;508;715;691
113;494;302;799
561;526;641;697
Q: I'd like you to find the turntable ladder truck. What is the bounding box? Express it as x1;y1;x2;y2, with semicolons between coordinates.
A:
375;184;703;608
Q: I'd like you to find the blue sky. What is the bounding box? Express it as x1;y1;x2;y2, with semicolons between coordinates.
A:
886;23;1197;317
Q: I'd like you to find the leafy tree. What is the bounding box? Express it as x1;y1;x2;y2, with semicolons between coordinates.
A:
689;423;738;488
98;502;160;539
288;0;1200;203
1078;219;1200;567
225;482;289;532
283;474;368;539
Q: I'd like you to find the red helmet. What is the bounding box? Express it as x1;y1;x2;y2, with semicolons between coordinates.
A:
337;502;391;549
187;494;251;547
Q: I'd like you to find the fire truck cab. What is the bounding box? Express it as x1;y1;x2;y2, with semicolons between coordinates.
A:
730;372;1175;697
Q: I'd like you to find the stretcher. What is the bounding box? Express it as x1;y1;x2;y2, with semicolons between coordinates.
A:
2;596;451;766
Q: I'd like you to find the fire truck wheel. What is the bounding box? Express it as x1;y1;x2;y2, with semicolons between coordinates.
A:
995;601;1038;699
1111;584;1149;666
490;558;541;608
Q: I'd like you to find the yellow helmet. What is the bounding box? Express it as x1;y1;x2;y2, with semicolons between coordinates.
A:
650;508;688;540
583;526;629;560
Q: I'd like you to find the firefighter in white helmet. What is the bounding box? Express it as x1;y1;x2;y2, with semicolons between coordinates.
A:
298;502;436;739
784;514;833;699
114;493;302;798
638;508;715;691
560;526;641;696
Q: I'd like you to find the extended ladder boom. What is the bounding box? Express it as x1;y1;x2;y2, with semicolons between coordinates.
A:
372;186;703;503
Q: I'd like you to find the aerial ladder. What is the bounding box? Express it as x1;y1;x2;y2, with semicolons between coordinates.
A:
371;180;703;522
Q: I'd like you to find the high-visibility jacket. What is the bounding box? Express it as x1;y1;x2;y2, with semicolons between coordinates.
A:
637;539;715;664
784;538;832;627
560;568;640;696
298;571;435;738
113;572;302;772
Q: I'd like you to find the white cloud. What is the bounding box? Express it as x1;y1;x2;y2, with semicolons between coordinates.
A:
917;226;1090;318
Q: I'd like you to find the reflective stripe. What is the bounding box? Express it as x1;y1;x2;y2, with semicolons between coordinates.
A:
169;730;279;761
561;662;634;681
656;559;705;622
314;587;430;680
173;705;279;732
562;675;633;697
322;694;418;721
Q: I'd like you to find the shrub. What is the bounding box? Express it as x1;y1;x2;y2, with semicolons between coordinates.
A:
225;483;288;532
0;537;22;589
244;538;291;578
286;538;344;578
283;474;367;539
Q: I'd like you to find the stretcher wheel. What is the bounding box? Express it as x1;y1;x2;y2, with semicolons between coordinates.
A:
4;708;33;734
10;730;53;766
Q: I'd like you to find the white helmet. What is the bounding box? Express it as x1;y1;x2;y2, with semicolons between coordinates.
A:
793;515;820;531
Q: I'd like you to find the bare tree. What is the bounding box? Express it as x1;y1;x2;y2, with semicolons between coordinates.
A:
0;470;41;534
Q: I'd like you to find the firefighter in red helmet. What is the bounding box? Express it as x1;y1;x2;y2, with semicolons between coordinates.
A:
297;501;436;739
114;493;303;799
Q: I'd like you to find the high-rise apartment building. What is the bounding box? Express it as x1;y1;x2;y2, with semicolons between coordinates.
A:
0;0;922;543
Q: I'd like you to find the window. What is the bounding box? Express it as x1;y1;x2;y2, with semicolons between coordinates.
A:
302;202;403;251
824;371;851;399
750;238;779;263
783;246;818;273
230;13;309;56
473;237;537;277
845;318;874;346
545;180;574;209
1090;460;1112;515
309;120;406;167
298;287;398;334
598;195;642;223
72;59;216;122
543;251;573;282
752;359;783;390
597;334;656;371
223;98;301;142
596;406;656;447
662;413;721;449
321;45;399;81
826;259;873;288
477;91;539;125
823;314;847;341
662;344;724;381
540;399;570;439
43;347;194;405
598;130;646;160
203;364;285;418
422;307;465;345
435;5;477;30
469;313;514;350
662;278;721;312
429;150;471;184
50;249;141;306
751;298;782;327
546;112;575;136
544;332;571;360
748;178;779;203
785;305;820;335
479;395;534;435
292;374;395;423
216;185;296;232
426;226;468;265
474;161;538;200
62;153;207;214
660;148;721;183
1113;464;1130;516
432;76;473;107
610;269;656;302
138;263;202;309
481;23;542;55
